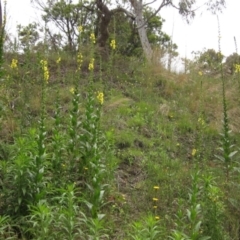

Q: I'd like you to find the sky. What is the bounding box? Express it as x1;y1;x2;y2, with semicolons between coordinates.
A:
4;0;240;62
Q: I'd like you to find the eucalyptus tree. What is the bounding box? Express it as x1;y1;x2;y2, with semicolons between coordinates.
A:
127;0;226;61
198;48;224;74
31;0;95;52
31;0;226;61
95;0;225;61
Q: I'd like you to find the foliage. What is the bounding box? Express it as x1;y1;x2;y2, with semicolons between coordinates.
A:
224;53;240;74
197;48;223;74
34;0;94;52
17;23;42;52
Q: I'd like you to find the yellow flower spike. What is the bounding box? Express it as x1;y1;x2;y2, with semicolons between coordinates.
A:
152;198;158;201
153;186;159;190
192;148;197;157
88;58;95;71
40;60;49;83
97;91;104;105
198;118;205;126
110;39;116;50
77;52;83;70
155;216;160;220
90;33;96;44
70;87;75;94
10;59;18;69
56;57;61;64
235;64;240;73
78;25;83;33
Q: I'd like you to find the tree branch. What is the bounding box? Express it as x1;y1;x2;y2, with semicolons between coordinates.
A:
169;1;202;21
143;0;158;7
111;7;135;20
137;0;172;29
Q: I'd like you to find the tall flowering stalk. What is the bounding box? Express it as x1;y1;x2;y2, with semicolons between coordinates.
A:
77;32;109;218
67;26;83;180
52;56;65;186
31;59;49;203
40;60;49;84
153;186;160;220
88;31;96;86
67;82;81;179
77;52;83;72
215;17;237;184
10;59;18;70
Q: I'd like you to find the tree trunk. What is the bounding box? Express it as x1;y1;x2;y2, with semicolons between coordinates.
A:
95;0;112;59
129;0;153;62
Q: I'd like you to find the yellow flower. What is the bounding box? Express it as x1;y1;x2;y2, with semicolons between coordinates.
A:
110;39;116;50
153;186;159;190
40;60;49;83
97;91;104;105
90;33;96;44
155;216;160;220
70;87;75;94
56;57;61;64
192;148;197;157
235;64;240;73
88;58;95;71
10;59;18;69
198;118;205;126
152;198;158;201
198;71;203;76
78;25;83;33
77;52;83;70
176;143;180;147
153;206;158;209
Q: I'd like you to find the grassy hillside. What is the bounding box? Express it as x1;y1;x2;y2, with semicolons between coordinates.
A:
1;42;240;239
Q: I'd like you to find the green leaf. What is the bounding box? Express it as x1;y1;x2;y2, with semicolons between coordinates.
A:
229;150;238;158
22;187;26;195
194;220;201;232
215;155;225;162
97;213;105;220
85;201;93;210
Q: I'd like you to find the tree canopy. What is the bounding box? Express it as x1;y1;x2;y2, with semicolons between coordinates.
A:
28;0;226;61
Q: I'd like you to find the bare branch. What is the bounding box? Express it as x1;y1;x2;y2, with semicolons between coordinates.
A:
111;7;135;19
137;0;172;29
143;0;158;7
